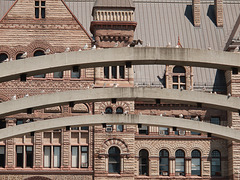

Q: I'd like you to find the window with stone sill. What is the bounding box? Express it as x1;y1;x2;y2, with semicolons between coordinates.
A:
0;146;5;168
139;149;149;176
33;50;45;78
35;0;45;19
172;66;186;90
16;145;33;168
71;146;88;168
44;146;61;168
175;149;185;176
191;150;201;176
211;150;221;176
108;146;120;173
159;149;169;176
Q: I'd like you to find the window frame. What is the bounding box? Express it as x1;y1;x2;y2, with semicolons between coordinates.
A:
35;0;46;19
211;150;221;176
108;146;120;174
139;149;149;176
159;149;169;176
175;149;185;176
191;150;201;176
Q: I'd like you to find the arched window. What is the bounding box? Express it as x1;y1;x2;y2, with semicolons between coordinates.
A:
108;146;120;174
34;50;45;78
175;149;185;176
159;149;169;176
211;150;221;176
16;53;24;60
105;107;113;114
116;107;123;114
191;150;201;176
0;53;8;63
139;149;149;176
172;66;186;90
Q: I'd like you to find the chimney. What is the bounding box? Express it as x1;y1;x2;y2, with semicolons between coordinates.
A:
214;0;223;27
192;0;201;27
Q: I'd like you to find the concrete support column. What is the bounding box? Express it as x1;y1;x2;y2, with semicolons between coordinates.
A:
185;157;191;176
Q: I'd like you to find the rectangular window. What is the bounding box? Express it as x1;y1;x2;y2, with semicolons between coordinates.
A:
159;127;169;135
44;146;51;168
139;125;148;135
16;146;23;168
53;146;61;168
71;70;80;79
26;146;33;168
16;119;23;125
0;119;6;129
104;67;109;78
191;158;201;176
116;125;123;132
35;0;45;19
0;146;5;168
81;146;88;168
119;66;125;79
71;146;79;168
175;158;184;175
71;127;79;130
53;71;63;78
210;117;220;125
81;126;89;131
112;66;117;79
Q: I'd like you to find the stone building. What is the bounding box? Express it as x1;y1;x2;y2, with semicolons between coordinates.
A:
0;0;239;179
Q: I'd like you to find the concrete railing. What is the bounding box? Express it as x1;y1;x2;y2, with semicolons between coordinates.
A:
0;87;239;117
0;47;239;82
0;114;239;141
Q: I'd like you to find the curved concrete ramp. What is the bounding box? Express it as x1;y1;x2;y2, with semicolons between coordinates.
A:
0;47;240;82
0;88;239;117
0;114;239;141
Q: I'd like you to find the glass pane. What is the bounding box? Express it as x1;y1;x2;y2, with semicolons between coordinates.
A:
175;158;184;172
41;8;45;18
16;120;23;125
119;66;124;79
53;71;63;78
26;146;33;168
81;152;88;168
16;146;23;168
116;107;123;114
112;66;117;79
53;146;61;168
35;1;39;6
71;70;80;78
116;125;123;132
180;85;186;90
71;146;78;168
81;126;89;130
104;67;109;78
0;53;8;63
16;53;23;60
173;84;178;89
35;8;39;18
211;117;220;125
41;1;45;6
0;146;5;168
180;76;186;83
44;146;51;168
173;76;178;83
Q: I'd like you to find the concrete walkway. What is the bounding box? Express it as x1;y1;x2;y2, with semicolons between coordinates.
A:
0;87;239;117
0;47;239;82
0;114;239;141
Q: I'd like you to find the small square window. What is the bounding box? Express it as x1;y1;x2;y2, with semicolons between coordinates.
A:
180;76;186;83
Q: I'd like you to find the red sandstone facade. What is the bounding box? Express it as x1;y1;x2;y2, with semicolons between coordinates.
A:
0;0;239;179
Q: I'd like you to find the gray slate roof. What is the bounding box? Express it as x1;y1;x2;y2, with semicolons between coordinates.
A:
1;0;240;92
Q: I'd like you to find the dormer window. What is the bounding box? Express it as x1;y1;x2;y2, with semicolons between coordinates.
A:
35;1;45;19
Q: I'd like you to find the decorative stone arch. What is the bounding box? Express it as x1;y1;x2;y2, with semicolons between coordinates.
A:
28;40;55;57
135;146;152;157
158;147;172;157
100;138;129;154
173;147;188;157
99;101;131;114
12;45;28;60
0;46;13;59
188;147;204;158
24;176;52;180
72;103;89;113
0;94;10;101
